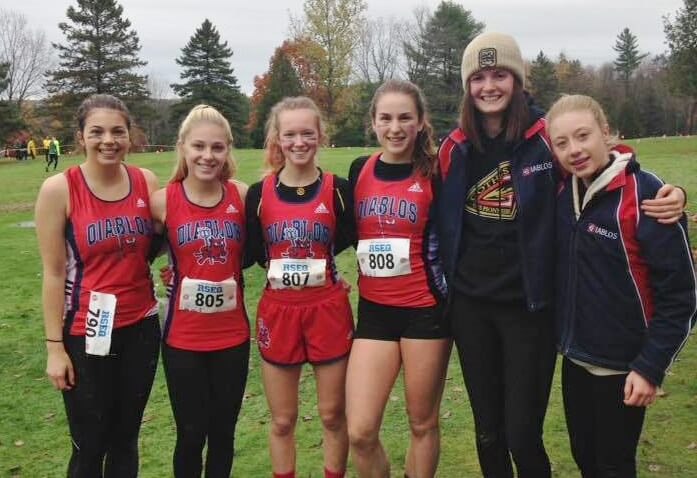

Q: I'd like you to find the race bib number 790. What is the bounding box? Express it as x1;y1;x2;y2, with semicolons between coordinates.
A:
85;291;116;356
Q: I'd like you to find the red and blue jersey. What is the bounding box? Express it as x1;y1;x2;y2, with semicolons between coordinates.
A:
353;153;443;308
555;147;696;386
164;180;249;351
259;172;339;301
64;165;158;335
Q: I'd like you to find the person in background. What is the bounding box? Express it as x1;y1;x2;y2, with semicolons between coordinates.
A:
43;136;51;162
28;137;37;159
47;136;60;172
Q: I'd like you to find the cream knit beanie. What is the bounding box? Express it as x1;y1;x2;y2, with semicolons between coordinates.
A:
461;32;525;91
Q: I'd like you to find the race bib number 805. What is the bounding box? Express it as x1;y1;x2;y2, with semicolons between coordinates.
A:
179;277;237;313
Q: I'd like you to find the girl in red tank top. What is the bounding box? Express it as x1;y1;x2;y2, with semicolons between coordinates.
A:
35;94;160;477
246;97;353;478
150;105;250;478
345;80;451;478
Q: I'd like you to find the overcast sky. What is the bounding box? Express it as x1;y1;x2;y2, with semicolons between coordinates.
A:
7;0;685;96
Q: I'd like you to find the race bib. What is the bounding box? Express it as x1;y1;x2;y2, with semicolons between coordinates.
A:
179;277;237;313
267;258;326;289
85;291;116;356
356;238;411;277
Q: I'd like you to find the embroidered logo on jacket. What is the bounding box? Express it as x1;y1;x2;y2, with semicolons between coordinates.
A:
587;223;618;240
522;162;553;177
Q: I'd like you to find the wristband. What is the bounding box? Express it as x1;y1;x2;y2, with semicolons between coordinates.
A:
45;338;63;343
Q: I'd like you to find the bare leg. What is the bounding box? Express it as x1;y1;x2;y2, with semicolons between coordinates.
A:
314;358;350;474
346;339;402;478
402;339;451;478
261;361;302;475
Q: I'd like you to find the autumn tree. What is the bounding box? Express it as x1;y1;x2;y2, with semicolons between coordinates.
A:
528;51;558;110
0;9;54;105
613;28;647;94
248;47;303;148
291;0;367;120
664;0;697;133
404;1;484;136
171;19;249;146
46;0;149;120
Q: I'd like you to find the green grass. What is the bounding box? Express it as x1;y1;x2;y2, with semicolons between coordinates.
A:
0;139;696;477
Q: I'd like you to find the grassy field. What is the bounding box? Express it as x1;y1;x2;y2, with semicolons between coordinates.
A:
0;138;696;477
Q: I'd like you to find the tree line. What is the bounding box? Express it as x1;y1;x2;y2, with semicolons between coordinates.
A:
1;0;697;149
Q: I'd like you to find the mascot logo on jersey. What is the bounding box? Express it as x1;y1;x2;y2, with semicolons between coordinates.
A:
281;226;315;259
257;318;271;349
194;226;228;265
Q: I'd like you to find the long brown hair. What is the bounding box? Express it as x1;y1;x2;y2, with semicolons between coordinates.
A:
460;76;529;152
369;80;437;177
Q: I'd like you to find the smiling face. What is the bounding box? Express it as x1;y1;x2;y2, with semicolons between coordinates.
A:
372;92;423;163
468;68;515;119
549;109;611;183
179;122;230;182
278;108;320;171
77;108;130;165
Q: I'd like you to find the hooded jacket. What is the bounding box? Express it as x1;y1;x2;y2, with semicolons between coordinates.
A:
436;106;558;311
555;146;696;386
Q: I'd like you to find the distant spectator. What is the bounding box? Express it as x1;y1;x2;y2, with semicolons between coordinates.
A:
43;136;51;162
27;138;37;159
46;137;59;171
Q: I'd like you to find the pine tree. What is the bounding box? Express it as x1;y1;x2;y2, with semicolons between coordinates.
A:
171;19;248;146
404;1;484;137
528;51;559;110
45;0;149;123
613;28;647;93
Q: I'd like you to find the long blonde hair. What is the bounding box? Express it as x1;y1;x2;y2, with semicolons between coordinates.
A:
170;105;237;182
263;96;327;175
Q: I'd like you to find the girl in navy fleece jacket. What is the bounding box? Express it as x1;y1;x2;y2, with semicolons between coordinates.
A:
547;94;696;478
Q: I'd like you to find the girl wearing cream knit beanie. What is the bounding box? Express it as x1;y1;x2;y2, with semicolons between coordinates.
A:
436;31;687;478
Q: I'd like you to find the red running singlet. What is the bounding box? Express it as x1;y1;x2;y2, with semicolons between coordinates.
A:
64;165;158;335
163;181;249;351
354;153;437;307
259;172;339;302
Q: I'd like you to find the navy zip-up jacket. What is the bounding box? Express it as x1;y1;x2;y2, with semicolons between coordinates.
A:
556;148;696;386
436;106;558;311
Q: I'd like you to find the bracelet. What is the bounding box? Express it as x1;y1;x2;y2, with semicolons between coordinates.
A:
45;338;63;343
